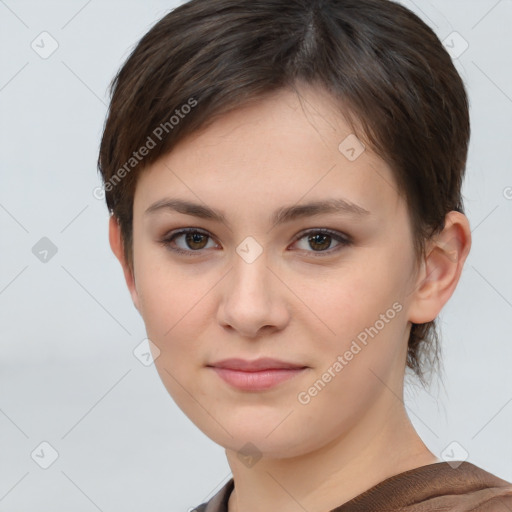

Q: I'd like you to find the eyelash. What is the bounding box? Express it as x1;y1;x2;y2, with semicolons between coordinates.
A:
159;227;352;257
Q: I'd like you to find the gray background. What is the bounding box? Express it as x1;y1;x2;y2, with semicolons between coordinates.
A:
1;0;511;510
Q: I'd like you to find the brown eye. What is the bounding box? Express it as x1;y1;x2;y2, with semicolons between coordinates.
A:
184;232;209;250
293;229;351;255
307;233;332;251
161;228;217;256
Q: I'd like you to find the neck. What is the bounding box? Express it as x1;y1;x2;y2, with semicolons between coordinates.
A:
225;396;439;512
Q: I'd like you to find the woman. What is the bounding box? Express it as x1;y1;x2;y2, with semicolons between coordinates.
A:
98;0;512;510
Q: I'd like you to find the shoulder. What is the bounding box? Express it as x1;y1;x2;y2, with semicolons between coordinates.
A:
190;463;512;512
336;461;512;511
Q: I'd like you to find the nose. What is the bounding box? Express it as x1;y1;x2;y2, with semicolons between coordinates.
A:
217;249;290;338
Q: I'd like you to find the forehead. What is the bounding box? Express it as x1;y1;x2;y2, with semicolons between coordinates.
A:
134;86;404;222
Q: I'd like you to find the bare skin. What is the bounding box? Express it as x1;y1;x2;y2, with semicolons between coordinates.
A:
109;84;471;512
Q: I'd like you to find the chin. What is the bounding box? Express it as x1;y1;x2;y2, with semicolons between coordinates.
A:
198;415;321;460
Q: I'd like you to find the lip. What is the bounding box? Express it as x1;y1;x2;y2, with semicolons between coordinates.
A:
208;357;306;371
207;358;308;391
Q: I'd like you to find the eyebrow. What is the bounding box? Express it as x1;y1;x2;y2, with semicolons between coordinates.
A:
144;197;371;226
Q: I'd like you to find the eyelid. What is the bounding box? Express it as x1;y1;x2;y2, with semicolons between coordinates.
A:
292;228;352;245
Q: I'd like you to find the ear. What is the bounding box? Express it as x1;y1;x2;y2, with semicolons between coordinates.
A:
108;215;141;313
408;211;472;324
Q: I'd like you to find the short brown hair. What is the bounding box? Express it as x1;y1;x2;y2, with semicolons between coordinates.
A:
97;0;470;383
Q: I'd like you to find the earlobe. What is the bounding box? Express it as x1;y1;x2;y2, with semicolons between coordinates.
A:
408;211;472;324
108;215;141;313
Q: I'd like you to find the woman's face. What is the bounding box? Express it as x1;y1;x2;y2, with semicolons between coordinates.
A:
122;86;422;458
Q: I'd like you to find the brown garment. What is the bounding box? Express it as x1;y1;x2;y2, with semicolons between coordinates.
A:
193;461;512;511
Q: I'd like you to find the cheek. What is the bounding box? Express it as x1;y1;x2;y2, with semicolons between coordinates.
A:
137;269;203;343
133;260;212;410
309;259;405;341
298;251;411;396
296;267;407;419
